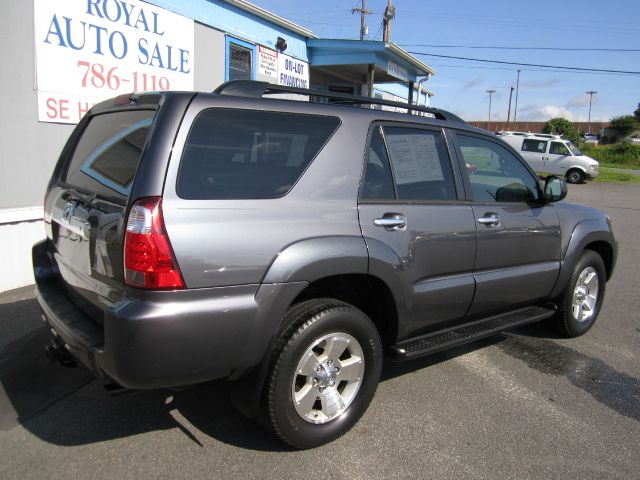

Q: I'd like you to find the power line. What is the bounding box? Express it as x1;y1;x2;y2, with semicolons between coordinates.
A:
407;51;640;75
399;43;640;52
426;63;633;76
287;17;358;27
372;20;384;41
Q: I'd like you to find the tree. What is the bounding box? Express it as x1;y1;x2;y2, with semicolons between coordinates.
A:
542;118;580;144
633;104;640;123
610;115;637;137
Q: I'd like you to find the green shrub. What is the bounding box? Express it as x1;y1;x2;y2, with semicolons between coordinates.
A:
581;143;640;168
610;115;638;137
543;118;581;144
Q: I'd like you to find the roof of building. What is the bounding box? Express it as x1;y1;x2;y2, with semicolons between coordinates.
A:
223;0;317;38
307;38;436;83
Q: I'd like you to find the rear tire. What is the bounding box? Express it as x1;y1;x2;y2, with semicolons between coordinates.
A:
264;299;382;449
551;250;606;337
566;169;585;184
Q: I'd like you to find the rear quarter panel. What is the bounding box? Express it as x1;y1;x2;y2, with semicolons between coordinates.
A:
161;95;372;288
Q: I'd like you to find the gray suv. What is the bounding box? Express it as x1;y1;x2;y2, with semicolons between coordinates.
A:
34;81;617;449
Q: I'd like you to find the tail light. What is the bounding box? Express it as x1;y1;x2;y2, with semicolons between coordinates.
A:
124;197;185;289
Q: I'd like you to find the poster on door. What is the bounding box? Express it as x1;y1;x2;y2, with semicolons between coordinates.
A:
34;0;195;124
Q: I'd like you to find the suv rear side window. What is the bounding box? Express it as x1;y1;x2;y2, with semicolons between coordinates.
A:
361;127;395;200
522;139;547;153
177;109;340;199
383;127;456;201
65;110;155;198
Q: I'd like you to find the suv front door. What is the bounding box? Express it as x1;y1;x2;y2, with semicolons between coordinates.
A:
546;140;572;176
358;125;476;338
452;132;561;317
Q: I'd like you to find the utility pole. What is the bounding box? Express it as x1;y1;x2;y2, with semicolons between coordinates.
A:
383;0;395;43
506;86;515;130
586;90;597;134
352;0;373;40
513;69;521;124
486;89;496;131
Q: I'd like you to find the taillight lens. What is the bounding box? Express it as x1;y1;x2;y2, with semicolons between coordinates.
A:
124;197;185;289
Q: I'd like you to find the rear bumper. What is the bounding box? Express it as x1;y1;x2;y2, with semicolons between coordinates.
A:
33;239;287;389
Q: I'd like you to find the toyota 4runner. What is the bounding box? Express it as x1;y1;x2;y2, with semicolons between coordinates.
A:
34;80;617;449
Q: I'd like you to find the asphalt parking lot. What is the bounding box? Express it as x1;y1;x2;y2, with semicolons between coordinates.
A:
0;181;638;480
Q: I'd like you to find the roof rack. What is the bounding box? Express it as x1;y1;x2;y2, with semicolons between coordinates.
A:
213;80;465;123
497;131;563;139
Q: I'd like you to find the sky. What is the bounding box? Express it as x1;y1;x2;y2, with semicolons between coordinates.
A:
251;0;640;122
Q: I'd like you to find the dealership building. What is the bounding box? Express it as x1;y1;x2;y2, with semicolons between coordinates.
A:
1;0;436;292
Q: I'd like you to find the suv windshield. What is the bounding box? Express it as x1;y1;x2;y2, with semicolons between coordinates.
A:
567;142;581;156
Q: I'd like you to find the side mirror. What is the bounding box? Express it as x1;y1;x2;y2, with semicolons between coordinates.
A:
543;175;567;202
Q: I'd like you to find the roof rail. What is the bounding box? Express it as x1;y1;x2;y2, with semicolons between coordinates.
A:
213;80;465;123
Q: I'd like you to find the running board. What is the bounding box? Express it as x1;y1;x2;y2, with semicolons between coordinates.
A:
389;305;555;361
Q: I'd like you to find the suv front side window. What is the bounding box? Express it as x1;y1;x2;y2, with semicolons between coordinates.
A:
550;142;571;156
457;134;539;203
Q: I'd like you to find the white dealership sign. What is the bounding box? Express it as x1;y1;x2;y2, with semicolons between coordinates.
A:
34;0;194;124
277;53;309;89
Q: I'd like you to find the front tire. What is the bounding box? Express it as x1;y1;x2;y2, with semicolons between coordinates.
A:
566;168;585;184
265;299;382;449
552;250;606;337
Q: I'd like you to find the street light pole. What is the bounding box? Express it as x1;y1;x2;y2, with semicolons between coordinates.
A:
506;86;515;130
486;89;496;131
514;69;521;124
383;0;395;43
586;90;597;134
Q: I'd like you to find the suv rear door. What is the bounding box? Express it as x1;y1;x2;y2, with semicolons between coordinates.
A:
358;124;476;339
45;106;158;314
451;131;561;317
520;138;548;173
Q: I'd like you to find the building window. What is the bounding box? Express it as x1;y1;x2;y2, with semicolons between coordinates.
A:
326;83;355;105
226;37;255;82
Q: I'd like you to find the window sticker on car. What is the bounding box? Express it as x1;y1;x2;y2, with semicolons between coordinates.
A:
385;133;444;184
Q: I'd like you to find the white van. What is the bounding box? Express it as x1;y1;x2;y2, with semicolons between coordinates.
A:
498;132;599;183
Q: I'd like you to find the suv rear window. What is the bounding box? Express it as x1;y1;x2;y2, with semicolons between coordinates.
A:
177;109;340;199
65;110;155;198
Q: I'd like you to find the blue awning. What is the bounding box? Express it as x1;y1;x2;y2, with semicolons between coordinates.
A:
307;39;435;83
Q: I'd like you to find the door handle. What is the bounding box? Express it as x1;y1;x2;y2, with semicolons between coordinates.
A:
477;213;500;226
374;215;406;230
